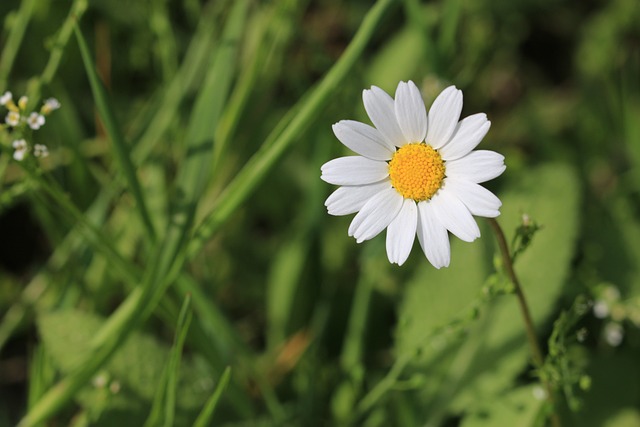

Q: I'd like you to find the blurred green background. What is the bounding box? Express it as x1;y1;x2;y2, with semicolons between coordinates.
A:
0;0;639;425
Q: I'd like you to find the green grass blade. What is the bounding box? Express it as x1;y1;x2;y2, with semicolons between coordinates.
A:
132;1;220;164
73;25;156;242
266;135;328;348
18;3;250;424
140;0;251;321
178;0;249;196
0;0;37;90
138;0;251;316
192;366;232;427
164;294;193;427
143;294;193;427
188;0;397;257
27;345;56;412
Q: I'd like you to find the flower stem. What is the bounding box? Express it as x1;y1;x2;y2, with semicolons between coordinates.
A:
487;218;562;427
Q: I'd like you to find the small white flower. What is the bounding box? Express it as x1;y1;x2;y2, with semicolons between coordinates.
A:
6;111;20;127
321;81;505;268
42;97;61;114
33;144;49;158
532;385;547;401
12;139;28;161
18;95;28;110
576;328;588;342
27;112;45;130
604;322;624;347
0;91;12;106
593;300;609;318
92;374;108;388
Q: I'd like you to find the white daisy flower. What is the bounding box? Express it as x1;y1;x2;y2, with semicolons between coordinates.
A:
321;81;506;268
12;139;28;161
6;111;20;127
27;112;45;130
0;91;12;106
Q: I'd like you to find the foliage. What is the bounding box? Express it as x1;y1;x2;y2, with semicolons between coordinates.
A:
1;0;639;426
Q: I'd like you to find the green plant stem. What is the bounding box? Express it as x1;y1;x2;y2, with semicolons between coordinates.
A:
26;0;88;103
193;366;232;427
355;354;411;417
340;273;373;375
0;0;37;90
487;218;561;427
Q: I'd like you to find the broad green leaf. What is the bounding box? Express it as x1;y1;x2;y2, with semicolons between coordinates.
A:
394;164;580;422
395;235;489;362
37;309;212;412
460;385;544;427
602;409;640;427
449;163;580;410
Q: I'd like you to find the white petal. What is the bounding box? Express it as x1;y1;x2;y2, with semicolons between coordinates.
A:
386;199;417;265
348;187;403;243
443;178;502;218
394;81;427;144
363;86;406;147
430;190;480;242
439;113;491;161
445;150;506;183
416;201;450;268
426;86;463;149
321;156;389;185
325;180;392;216
332;120;395;160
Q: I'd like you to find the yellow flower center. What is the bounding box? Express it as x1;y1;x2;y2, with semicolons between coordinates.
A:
388;143;445;201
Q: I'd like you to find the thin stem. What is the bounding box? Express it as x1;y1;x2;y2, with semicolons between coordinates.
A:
0;0;37;90
355;354;411;417
487;218;561;427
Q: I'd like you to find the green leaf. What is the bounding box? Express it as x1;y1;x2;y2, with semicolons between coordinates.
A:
192;366;232;427
144;294;193;427
188;0;397;256
460;385;545;427
393;164;580;422
395;235;489;363
391;230;492;426
164;295;193;427
0;0;37;90
178;0;249;198
36;309;212;414
22;3;251;424
74;25;156;242
449;163;581;411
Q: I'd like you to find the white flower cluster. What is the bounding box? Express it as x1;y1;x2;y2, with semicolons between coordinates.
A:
1;91;60;161
592;284;640;347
